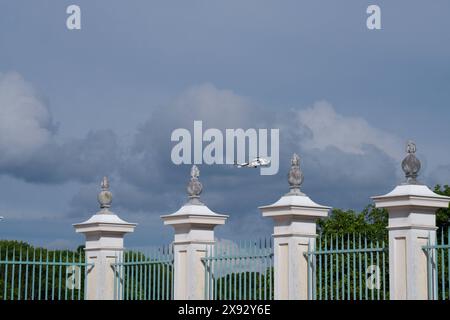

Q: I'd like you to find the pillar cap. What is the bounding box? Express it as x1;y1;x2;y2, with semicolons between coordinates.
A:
161;166;228;227
259;193;330;218
73;212;137;234
259;153;330;219
372;184;450;209
161;203;228;225
73;177;136;234
372;141;450;209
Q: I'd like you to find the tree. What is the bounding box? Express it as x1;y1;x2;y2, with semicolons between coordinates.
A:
434;185;450;229
317;204;388;241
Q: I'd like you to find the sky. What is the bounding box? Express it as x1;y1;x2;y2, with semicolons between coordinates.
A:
0;0;449;249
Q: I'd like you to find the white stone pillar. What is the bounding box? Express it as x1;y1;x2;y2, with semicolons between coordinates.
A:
73;177;136;300
259;154;330;300
161;166;228;300
372;142;450;300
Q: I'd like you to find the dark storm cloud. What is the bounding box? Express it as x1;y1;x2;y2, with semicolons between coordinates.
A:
58;83;402;232
1;1;449;246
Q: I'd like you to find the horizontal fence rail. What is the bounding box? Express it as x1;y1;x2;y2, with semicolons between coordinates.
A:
422;228;450;300
304;234;388;300
0;244;90;300
112;244;174;300
202;238;274;300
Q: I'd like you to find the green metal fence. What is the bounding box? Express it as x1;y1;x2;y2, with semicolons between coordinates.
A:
0;244;90;300
112;244;174;300
304;234;388;300
422;228;450;300
202;238;274;300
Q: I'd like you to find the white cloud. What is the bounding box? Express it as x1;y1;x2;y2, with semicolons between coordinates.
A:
167;83;256;128
0;72;55;165
294;101;403;160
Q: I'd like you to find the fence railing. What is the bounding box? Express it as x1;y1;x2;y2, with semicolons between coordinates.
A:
111;245;174;300
304;234;388;300
422;228;450;300
202;238;274;300
0;244;90;300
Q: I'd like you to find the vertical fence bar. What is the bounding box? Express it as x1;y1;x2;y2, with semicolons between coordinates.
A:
243;241;246;300
382;240;386;300
159;250;163;301
306;240;311;300
124;252;128;300
434;235;439;300
319;235;322;300
139;252;143;300
113;253;118;300
32;249;36;300
352;233;356;300
253;241;257;300
38;250;42;300
3;248;8;300
324;236;328;300
64;250;68;300
44;250;49;300
71;250;76;300
235;242;239;300
263;238;267;301
269;238;275;299
214;243;218;300
51;251;55;300
0;247;2;300
209;245;213;300
258;240;262;300
226;243;229;300
122;252;126;300
441;231;445;300
341;235;344;299
330;235;334;300
447;227;450;298
358;235;362;300
204;245;208;300
25;248;29;300
427;236;432;299
77;250;82;301
376;241;380;300
10;247;16;300
370;240;374;300
346;234;350;300
134;252;138;300
336;235;339;300
151;249;156;300
58;251;62;300
18;248;22;300
364;236;368;300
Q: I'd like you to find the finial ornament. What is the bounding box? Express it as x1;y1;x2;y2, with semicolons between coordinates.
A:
287;153;304;195
401;141;421;185
98;176;113;210
187;165;203;205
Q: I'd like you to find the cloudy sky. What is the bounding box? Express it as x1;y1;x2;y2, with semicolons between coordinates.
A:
0;0;449;249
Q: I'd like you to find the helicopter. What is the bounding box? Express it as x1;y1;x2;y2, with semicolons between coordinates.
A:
234;156;271;168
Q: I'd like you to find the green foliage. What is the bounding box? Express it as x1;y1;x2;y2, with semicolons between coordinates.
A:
0;240;85;300
317;204;388;241
315;204;390;299
118;250;174;300
434;185;450;229
214;269;273;300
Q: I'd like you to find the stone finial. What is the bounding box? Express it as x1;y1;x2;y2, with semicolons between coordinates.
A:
401;141;421;185
186;165;203;205
98;176;113;210
287;153;304;195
